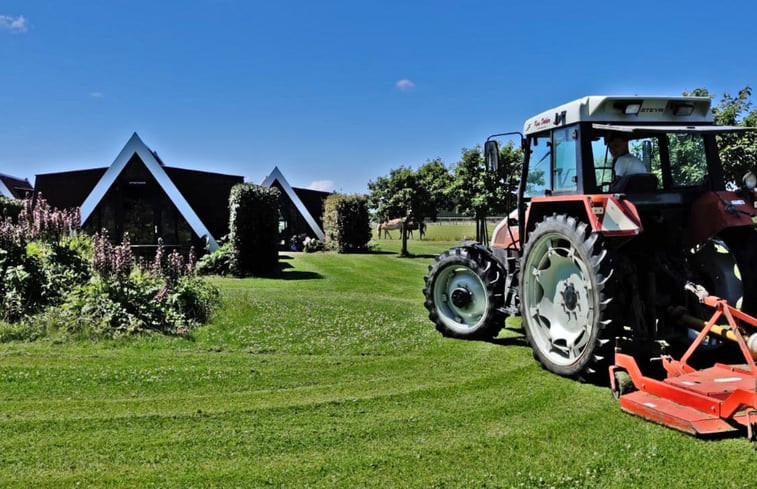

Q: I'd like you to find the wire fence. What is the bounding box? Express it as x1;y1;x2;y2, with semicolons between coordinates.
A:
427;217;505;225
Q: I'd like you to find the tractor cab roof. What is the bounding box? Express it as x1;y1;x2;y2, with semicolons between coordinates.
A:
523;95;714;135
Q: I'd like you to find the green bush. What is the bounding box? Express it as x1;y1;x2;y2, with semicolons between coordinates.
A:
196;242;233;275
303;237;324;253
0;196;24;221
59;232;221;337
323;194;372;253
54;271;219;338
228;183;280;276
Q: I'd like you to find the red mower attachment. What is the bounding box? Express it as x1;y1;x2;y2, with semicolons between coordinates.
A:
610;284;757;439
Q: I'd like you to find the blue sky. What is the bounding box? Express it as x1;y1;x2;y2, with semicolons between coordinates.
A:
1;0;755;194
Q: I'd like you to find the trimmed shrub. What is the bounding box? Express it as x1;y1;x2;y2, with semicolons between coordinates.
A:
228;183;280;276
323;194;372;253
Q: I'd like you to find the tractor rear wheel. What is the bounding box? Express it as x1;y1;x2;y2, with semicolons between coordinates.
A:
520;215;615;380
424;247;504;339
726;230;757;316
685;238;744;349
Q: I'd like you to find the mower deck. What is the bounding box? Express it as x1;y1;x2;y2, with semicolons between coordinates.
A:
611;295;757;438
614;358;756;436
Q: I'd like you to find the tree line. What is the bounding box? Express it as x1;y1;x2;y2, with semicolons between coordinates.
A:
367;142;522;255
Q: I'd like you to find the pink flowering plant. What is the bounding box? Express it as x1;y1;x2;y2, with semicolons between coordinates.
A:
58;233;218;337
0;196;88;323
1;197;219;340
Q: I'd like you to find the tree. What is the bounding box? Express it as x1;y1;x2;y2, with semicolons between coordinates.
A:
368;160;452;256
712;87;757;186
415;159;453;222
448;143;522;243
685;86;757;185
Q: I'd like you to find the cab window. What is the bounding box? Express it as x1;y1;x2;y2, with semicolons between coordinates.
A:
590;131;661;192
524;135;551;197
668;133;707;187
591;136;613;191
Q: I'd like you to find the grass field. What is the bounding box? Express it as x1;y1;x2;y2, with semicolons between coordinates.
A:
1;236;757;487
375;220;496;242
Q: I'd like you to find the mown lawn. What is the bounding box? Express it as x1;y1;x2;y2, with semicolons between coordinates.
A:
1;238;757;488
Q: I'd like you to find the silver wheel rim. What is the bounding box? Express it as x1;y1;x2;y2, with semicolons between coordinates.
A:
524;232;596;366
433;264;488;334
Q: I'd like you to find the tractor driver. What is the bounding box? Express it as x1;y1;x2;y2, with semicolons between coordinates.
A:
605;133;646;177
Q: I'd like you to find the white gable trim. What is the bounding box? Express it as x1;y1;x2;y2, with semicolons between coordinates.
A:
262;167;325;241
79;133;220;251
0;178;12;198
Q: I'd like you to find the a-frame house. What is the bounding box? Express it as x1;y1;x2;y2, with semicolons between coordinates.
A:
0;173;33;199
35;133;243;252
262;166;327;241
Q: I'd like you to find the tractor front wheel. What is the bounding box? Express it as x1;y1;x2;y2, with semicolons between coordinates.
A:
424;247;505;339
520;215;615;380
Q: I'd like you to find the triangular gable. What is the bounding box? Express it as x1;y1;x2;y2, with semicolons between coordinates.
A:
79;133;220;251
262;167;325;241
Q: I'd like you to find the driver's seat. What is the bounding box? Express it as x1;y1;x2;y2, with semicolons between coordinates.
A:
612;173;658;193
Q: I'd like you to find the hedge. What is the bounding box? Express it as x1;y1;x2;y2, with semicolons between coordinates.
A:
323;194;371;253
228;183;280;276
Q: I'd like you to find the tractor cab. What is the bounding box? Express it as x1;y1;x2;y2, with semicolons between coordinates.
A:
518;96;736;195
487;96;756;252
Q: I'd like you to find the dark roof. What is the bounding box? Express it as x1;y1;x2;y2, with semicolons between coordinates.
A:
34;160;243;244
163;166;243;240
34;168;107;208
0;173;34;199
292;186;330;228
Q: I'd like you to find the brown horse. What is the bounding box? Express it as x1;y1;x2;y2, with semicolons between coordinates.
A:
376;218;425;239
377;218;403;239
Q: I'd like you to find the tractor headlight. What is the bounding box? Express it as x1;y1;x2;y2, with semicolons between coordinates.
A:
743;171;757;191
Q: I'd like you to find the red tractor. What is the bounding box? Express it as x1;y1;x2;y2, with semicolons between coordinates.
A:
423;96;757;437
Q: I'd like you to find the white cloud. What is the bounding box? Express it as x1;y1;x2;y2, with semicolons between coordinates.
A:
307;180;334;192
0;15;27;33
89;91;104;98
396;79;415;91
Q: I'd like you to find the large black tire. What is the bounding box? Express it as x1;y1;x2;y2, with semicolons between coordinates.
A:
685;238;744;349
519;214;616;380
725;230;757;317
423;247;505;339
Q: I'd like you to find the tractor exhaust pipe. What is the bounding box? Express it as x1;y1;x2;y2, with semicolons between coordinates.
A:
668;305;757;359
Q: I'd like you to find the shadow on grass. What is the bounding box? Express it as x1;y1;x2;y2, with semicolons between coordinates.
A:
366;250;396;255
274;261;323;281
396;253;438;259
485;327;530;348
277;270;323;280
488;335;530;348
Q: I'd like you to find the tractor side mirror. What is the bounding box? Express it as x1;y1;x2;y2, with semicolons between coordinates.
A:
484;140;499;172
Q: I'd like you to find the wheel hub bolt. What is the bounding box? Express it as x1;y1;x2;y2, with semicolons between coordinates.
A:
561;284;578;310
451;287;472;308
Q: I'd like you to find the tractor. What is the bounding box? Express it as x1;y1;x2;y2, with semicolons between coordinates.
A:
423;95;757;437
